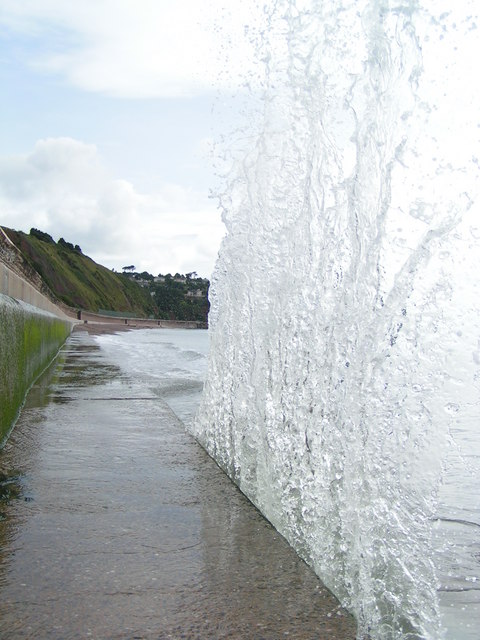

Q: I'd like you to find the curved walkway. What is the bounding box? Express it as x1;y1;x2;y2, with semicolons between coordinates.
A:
0;330;355;639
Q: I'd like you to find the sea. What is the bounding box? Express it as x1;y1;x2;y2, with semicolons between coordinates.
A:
94;327;209;431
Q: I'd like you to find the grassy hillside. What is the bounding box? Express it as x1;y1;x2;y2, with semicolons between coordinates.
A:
3;227;156;317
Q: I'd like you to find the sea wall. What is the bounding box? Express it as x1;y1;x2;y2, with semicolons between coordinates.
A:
0;261;66;316
79;309;205;329
0;293;72;444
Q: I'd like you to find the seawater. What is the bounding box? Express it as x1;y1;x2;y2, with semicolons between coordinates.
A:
95;328;208;429
193;1;480;639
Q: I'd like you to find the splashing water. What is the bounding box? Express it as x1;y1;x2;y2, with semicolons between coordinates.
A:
193;1;480;638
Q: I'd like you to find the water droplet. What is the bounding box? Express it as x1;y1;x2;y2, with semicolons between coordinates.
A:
444;403;460;415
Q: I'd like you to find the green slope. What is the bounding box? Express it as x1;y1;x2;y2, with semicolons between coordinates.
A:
3;227;156;317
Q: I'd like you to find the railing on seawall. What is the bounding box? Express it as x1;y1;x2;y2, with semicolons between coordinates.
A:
78;309;206;330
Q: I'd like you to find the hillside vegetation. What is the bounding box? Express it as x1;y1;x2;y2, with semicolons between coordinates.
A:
3;227;209;323
1;227;149;316
130;270;209;323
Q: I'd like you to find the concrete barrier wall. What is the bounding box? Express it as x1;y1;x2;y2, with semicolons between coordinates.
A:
79;310;205;329
0;293;73;444
0;262;71;318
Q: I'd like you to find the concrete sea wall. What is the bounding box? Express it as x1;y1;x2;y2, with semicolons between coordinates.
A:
0;264;73;444
0;261;66;316
79;309;205;329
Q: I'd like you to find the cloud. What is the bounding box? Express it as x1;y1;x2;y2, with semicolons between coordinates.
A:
0;0;263;98
0;137;224;276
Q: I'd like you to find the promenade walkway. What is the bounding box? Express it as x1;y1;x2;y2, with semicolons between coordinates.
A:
0;329;356;639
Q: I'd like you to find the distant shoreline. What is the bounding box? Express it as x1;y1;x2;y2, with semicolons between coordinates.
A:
74;319;206;336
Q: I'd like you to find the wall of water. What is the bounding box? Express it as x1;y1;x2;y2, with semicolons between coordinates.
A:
0;294;72;443
194;1;479;639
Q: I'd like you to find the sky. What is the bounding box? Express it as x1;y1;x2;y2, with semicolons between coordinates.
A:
1;1;477;280
0;1;262;278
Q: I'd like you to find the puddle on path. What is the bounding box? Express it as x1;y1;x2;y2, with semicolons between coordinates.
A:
0;331;356;639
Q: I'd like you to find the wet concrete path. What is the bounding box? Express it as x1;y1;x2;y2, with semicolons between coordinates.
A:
0;330;356;639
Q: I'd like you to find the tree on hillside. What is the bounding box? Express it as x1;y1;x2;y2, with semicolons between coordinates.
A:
30;228;54;243
58;238;75;251
122;265;135;272
138;271;154;281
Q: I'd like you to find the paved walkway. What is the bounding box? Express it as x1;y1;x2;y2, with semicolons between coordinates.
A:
0;330;356;639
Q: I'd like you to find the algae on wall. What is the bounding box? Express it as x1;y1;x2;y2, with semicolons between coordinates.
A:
0;294;72;443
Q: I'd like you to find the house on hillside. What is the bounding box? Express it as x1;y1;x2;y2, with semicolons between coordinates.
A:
185;289;204;298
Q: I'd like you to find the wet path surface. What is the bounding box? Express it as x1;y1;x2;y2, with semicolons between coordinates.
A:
0;331;356;639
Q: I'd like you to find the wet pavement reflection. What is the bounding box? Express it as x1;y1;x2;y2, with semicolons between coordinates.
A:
0;330;356;639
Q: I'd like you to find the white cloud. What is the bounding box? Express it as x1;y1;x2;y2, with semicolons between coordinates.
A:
0;138;224;276
0;0;264;98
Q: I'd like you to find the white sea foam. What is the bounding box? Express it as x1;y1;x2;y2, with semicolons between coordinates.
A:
95;328;208;428
193;1;480;638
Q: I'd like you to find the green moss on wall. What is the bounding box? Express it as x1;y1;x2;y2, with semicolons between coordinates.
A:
0;295;72;444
